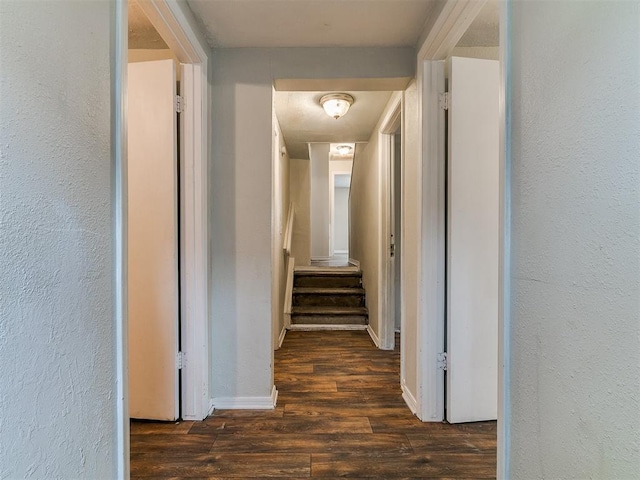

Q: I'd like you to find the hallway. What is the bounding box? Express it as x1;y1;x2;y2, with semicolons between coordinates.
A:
130;331;496;478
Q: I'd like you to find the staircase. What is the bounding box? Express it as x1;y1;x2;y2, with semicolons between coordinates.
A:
290;267;368;329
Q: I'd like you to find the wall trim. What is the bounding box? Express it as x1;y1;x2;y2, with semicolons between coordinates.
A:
367;324;381;347
278;326;287;349
112;1;129;478
401;378;418;415
497;1;511;477
211;386;278;410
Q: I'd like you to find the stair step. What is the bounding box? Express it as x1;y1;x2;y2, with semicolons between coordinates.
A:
293;288;365;308
293;287;365;295
292;306;368;315
294;273;362;288
291;306;368;325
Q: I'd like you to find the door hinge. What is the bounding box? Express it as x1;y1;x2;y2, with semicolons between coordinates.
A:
439;92;449;111
177;351;185;370
437;352;447;371
175;95;185;113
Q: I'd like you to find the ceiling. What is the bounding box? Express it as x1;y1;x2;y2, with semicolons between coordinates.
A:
128;0;499;163
186;0;438;48
275;91;393;159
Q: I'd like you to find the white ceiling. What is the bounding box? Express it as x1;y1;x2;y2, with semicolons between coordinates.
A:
129;0;499;162
275;91;392;159
186;0;438;48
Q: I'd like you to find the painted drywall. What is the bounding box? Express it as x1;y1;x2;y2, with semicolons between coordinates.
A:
210;47;414;403
290;159;311;266
333;187;350;253
350;138;381;340
401;80;420;401
330;160;353;256
508;1;640;477
350;88;419;407
0;1;116;477
272;114;290;350
310;143;331;259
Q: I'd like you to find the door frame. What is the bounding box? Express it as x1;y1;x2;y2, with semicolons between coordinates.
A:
114;0;209;476
414;0;509;477
378;93;403;352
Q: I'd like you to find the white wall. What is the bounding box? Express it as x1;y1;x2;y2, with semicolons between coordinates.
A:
400;81;420;402
0;1;116;477
330;160;353;255
210;47;414;404
508;1;640;477
272;115;290;349
310;143;331;259
290;159;311;266
350;138;381;340
333;187;350;253
350;94;400;349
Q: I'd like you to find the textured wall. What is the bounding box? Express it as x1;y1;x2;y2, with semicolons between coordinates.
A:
310;143;331;258
0;1;116;477
290;159;311;266
508;1;640;477
333;187;350;253
400;80;419;401
350;133;381;340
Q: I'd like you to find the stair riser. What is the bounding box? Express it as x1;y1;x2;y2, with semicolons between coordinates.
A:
294;276;362;288
291;315;368;325
293;295;365;308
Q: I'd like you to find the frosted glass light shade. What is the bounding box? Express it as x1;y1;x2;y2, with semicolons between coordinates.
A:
337;145;353;155
320;93;354;119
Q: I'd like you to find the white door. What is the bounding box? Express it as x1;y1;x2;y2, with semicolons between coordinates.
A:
128;59;180;421
446;56;499;423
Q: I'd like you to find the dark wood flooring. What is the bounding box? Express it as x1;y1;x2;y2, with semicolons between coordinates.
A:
131;330;497;478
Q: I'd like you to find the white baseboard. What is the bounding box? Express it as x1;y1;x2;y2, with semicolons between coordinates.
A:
401;378;418;415
210;386;278;410
348;258;360;268
277;326;287;348
367;324;380;347
288;324;368;331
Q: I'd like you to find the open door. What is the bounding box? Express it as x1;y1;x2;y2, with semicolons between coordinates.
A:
446;56;499;423
128;59;180;421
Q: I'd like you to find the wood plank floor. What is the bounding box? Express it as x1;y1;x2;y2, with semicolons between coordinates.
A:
131;330;496;479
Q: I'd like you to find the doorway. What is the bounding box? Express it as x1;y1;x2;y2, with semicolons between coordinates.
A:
330;171;351;261
379;95;402;353
114;0;209;475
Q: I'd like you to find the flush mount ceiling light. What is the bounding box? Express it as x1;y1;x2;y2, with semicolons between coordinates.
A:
320;93;354;120
336;145;353;156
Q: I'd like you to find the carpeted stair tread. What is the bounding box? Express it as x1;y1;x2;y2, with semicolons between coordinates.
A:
292;306;368;316
294;270;362;277
293;287;365;295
